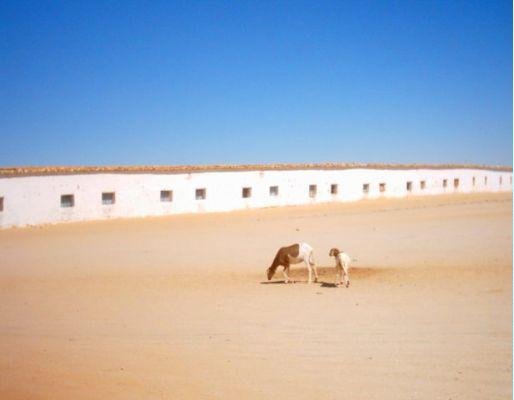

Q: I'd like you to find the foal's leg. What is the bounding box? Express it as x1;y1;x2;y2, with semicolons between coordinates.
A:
343;264;350;287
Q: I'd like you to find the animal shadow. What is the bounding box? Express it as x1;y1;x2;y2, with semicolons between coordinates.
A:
319;282;338;288
259;279;310;285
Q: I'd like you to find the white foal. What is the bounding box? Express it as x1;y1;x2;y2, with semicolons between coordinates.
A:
267;242;318;284
329;248;351;288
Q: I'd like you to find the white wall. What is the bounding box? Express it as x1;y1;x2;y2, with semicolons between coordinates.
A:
0;168;511;229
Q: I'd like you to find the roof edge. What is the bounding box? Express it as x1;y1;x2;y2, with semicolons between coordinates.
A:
0;163;512;178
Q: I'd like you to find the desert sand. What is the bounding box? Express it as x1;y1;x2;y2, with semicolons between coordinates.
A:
0;193;511;399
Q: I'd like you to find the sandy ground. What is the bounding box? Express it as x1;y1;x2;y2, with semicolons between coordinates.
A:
0;193;511;400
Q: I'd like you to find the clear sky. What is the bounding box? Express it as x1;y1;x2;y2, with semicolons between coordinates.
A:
1;1;512;167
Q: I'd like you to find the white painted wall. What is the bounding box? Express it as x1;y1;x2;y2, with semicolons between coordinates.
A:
0;168;511;229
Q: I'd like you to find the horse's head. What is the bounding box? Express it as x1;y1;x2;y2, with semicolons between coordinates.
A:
267;266;277;280
329;248;340;257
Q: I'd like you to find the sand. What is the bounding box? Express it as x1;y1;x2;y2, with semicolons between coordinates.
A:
0;193;511;399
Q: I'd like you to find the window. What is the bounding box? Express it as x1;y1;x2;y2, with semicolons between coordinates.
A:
406;181;412;192
0;197;3;212
363;183;370;194
443;179;448;188
453;179;459;189
242;187;252;198
484;176;488;186
102;192;115;205
269;186;279;196
195;188;206;200
60;194;74;208
379;183;386;193
160;190;173;202
472;177;476;187
420;181;426;190
309;185;317;198
330;184;338;195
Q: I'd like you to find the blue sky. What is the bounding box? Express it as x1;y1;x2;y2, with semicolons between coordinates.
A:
1;1;512;166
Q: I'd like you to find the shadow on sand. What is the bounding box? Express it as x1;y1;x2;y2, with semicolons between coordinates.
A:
319;282;338;288
260;266;394;286
259;280;340;288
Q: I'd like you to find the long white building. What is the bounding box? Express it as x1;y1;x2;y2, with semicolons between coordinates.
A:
0;163;511;229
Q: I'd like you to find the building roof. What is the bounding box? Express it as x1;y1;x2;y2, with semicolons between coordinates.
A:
0;163;511;177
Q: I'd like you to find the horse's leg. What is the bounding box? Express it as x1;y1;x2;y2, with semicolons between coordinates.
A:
306;260;313;284
283;265;290;283
312;263;319;283
343;264;350;288
309;251;318;283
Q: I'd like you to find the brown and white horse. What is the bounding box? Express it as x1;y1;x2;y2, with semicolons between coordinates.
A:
267;242;318;284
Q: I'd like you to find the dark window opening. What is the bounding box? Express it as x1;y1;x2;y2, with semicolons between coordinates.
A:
363;183;370;194
443;179;448;188
242;187;252;198
454;179;459;189
0;197;3;212
269;186;279;196
472;177;476;187
60;194;74;208
309;185;317;198
160;190;173;202
102;192;115;205
330;184;338;195
195;188;206;200
379;183;386;193
420;181;426;190
406;181;412;192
